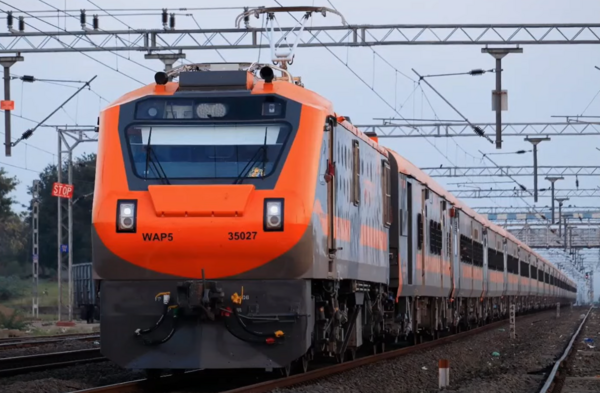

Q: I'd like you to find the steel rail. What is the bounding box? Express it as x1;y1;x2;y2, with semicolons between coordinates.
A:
0;332;99;343
67;316;516;393
66;308;581;393
0;334;99;350
0;348;104;377
68;370;208;393
538;306;594;393
221;311;558;393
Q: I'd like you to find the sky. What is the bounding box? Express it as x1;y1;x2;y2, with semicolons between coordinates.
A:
0;0;599;299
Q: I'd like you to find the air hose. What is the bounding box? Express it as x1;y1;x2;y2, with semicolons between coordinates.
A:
220;306;285;344
134;293;179;346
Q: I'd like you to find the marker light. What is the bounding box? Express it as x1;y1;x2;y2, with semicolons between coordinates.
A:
264;198;284;232
117;200;137;233
262;101;282;116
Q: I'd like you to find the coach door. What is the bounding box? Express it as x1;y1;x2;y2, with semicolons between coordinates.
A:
482;228;488;299
326;117;337;277
502;238;508;296
407;181;413;285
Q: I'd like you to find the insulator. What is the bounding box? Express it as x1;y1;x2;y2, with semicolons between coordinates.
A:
18;16;24;32
21;75;35;83
7;11;13;30
162;9;168;27
80;9;86;27
169;13;175;30
93;15;99;30
243;7;249;26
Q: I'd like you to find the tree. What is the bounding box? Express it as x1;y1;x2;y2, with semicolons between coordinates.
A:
0;168;17;220
24;153;96;271
0;168;27;276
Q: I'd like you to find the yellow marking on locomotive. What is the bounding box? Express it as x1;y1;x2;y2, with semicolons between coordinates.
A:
231;286;245;305
154;292;170;300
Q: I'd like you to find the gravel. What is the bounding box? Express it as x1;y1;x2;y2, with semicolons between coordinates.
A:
562;308;600;393
0;361;144;393
274;306;589;393
0;307;590;393
0;340;99;359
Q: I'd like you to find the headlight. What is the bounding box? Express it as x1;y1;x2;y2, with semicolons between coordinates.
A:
264;198;284;231
117;200;137;233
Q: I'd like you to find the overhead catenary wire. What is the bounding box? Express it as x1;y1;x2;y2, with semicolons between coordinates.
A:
2;6;253;15
0;1;145;84
2;6;581;275
0;159;42;173
325;0;414;83
188;14;227;62
413;68;493;144
36;0;156;74
10;75;97;147
10;72;111;103
302;0;499;203
270;1;460;166
0;128;55;157
271;0;506;210
316;1;492;171
84;0;196;69
478;151;554;223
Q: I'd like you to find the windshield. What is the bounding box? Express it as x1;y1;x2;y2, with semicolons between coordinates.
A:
126;123;291;179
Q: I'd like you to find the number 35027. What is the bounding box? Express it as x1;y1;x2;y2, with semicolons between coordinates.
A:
228;231;257;240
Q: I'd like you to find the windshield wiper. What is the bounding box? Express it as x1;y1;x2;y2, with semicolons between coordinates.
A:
233;127;269;185
144;127;171;185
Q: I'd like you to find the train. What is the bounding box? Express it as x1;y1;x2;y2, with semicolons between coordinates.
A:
91;62;576;377
72;263;99;323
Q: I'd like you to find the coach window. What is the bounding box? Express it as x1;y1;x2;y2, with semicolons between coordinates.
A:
382;160;392;226
352;140;360;205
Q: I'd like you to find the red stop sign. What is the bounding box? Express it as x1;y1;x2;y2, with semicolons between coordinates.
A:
52;182;74;199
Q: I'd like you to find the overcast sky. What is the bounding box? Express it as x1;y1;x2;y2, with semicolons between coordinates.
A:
1;0;599;299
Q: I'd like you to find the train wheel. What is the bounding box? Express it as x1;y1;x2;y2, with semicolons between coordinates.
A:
300;355;309;373
279;364;292;377
348;348;357;361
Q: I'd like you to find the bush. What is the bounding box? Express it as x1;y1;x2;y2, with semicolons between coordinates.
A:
0;275;27;301
0;260;27;277
0;307;27;330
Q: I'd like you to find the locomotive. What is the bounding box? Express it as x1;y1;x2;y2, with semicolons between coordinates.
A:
91;62;576;376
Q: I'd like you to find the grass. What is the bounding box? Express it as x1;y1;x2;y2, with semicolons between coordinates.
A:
6;279;61;308
1;278;99;334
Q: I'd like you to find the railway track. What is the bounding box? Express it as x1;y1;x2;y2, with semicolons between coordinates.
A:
0;332;96;343
0;348;105;377
67;312;533;393
0;333;99;350
538;306;597;393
